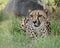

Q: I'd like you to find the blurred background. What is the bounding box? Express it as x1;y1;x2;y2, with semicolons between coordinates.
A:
0;0;60;48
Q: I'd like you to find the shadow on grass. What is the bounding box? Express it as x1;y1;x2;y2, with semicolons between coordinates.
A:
0;10;9;22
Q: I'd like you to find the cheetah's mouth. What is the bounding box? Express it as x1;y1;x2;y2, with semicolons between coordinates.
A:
34;21;41;27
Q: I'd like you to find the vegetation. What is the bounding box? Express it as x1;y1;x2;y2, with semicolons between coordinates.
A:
0;0;60;48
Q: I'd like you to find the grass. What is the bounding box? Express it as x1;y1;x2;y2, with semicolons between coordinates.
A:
0;10;9;22
34;36;60;48
0;10;60;48
51;20;60;35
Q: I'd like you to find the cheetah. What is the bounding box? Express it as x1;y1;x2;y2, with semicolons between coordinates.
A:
20;10;51;38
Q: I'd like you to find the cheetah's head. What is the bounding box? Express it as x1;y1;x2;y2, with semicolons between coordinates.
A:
29;10;47;27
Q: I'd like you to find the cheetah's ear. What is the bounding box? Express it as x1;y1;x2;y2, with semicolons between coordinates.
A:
28;9;32;15
28;9;32;13
44;9;49;17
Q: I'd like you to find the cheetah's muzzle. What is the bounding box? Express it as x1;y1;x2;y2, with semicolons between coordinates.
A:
33;20;41;27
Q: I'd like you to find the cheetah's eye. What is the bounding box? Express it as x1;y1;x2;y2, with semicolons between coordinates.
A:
30;15;33;17
38;15;42;17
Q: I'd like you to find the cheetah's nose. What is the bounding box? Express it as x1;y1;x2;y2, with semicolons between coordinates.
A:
33;21;37;24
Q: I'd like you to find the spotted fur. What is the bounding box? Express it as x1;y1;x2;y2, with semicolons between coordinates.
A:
20;10;51;38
